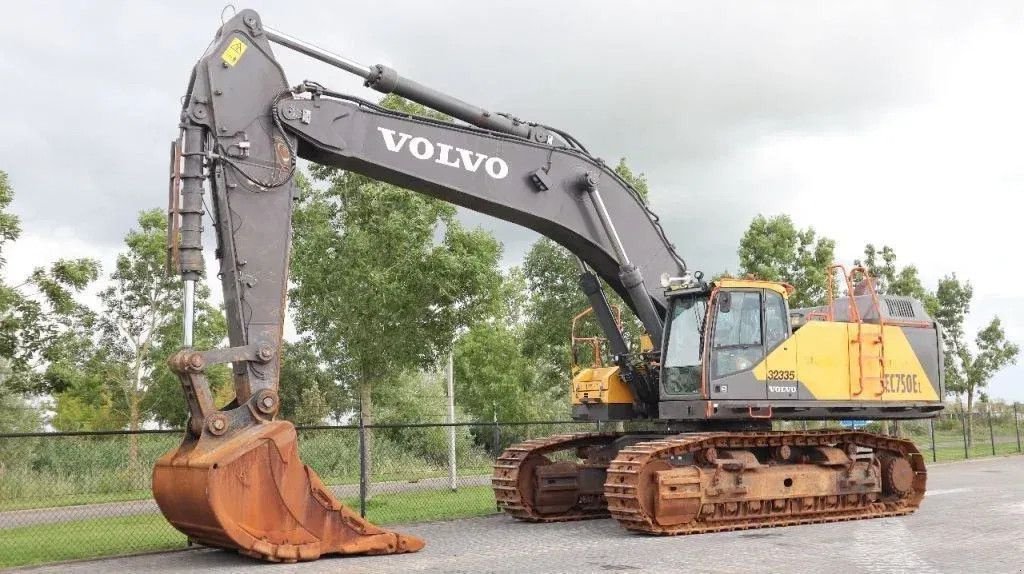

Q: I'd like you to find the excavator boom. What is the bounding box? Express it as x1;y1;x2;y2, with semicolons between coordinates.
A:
158;7;942;564
157;8;683;562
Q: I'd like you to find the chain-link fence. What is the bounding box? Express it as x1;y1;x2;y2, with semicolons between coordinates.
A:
1;406;1021;568
774;402;1024;463
0;419;600;567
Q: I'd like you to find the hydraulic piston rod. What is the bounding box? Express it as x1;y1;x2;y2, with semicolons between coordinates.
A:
584;175;664;345
264;25;539;139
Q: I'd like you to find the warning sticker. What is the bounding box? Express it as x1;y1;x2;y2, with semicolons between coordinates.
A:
221;37;247;67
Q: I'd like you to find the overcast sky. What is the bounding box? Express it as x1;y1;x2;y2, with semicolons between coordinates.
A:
1;1;1021;400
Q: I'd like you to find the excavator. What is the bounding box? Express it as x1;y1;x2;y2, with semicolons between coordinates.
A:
156;8;945;563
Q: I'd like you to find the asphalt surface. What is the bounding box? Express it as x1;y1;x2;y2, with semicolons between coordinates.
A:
0;475;491;529
10;456;1024;574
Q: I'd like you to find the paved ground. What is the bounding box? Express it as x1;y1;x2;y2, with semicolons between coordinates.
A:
11;456;1024;574
0;475;491;529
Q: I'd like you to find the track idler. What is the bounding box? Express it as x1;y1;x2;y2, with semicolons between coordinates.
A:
153;420;424;562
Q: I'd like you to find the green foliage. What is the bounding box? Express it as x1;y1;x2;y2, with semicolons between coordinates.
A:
455;319;564;422
520;238;588;388
290;97;505;426
279;340;350;424
856;244;933;307
513;158;652;396
142;290;227;428
928;274;1019;444
49;209;226;432
737;214;836;308
0;170;21;259
368;369;486;464
970;318;1019;390
0;170;100;399
933;274;973;397
613;157;650;202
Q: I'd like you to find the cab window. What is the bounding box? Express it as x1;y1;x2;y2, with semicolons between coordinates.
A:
662;295;707;395
711;290;763;378
764;290;789;351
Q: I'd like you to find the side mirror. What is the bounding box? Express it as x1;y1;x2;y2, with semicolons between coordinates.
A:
718;291;732;314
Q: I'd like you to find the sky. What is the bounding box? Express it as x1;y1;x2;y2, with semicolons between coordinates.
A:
0;0;1021;400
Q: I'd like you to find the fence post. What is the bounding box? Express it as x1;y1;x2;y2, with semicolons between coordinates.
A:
596;419;602;432
492;406;500;455
446;352;457;492
929;418;937;462
358;411;368;518
987;406;996;457
959;409;969;459
1014;403;1022;453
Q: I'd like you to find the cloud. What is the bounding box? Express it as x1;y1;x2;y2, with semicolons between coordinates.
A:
1;1;1020;398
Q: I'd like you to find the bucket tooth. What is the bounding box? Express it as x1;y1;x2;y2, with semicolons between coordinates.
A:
153;420;424;562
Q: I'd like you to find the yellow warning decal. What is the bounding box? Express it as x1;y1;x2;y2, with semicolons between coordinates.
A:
221;37;247;67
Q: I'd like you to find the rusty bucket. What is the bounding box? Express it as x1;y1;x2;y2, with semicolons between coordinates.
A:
153;420;424;562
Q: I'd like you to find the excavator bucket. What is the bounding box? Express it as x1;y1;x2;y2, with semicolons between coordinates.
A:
153;420;424;562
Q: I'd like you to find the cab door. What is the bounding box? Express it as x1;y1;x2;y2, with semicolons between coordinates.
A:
762;289;798;400
706;289;766;400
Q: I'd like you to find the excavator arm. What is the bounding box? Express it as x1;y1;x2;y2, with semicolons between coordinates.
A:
155;8;685;563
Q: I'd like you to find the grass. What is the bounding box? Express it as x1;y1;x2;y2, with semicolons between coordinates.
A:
0;513;186;569
0;486;498;569
0;489;155;512
355;485;496;525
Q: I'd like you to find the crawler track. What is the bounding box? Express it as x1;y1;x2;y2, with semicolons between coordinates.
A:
492;433;624;522
604;430;926;535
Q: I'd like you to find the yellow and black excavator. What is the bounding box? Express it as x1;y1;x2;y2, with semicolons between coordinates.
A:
157;8;944;563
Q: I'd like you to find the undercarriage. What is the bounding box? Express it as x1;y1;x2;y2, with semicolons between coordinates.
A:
492;429;925;534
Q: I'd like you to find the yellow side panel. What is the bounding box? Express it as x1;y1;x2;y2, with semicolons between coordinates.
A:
879;326;939;401
765;321;940;402
793;322;851;399
571;366;634;405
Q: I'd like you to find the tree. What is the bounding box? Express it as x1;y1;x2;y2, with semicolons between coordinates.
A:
855;244;932;303
51;210;224;462
453;267;565;430
141;284;227;429
932;274;973;400
0;170;100;397
290;97;506;469
518;159;652;393
520;238;589;391
612;157;650;202
931;274;1019;446
737;214;836;309
454;320;563;422
278;340;350;424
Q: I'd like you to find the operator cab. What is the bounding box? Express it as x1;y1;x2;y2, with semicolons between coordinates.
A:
661;276;793;400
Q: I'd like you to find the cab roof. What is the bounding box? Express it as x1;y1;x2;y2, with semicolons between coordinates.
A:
713;278;794;298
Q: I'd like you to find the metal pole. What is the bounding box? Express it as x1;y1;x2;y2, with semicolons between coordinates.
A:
264;26;372;79
358;404;368;517
960;408;969;459
182;280;195;346
1014;403;1022;453
492;402;499;455
929;418;937;462
446;352;457;492
987;406;996;456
